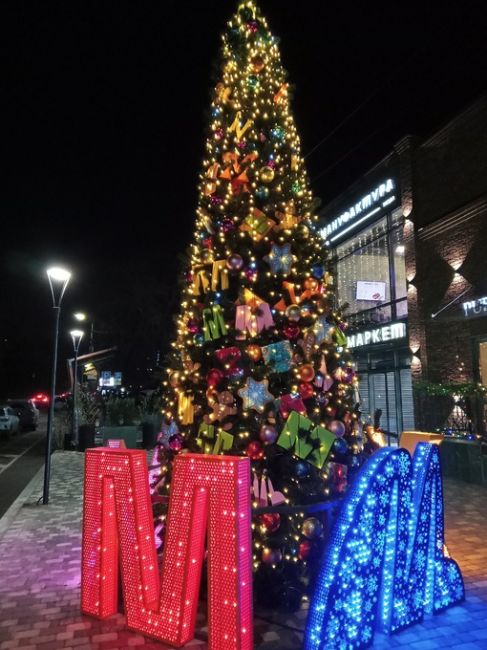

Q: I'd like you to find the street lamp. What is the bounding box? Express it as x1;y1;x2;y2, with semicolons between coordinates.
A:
70;329;84;447
43;266;71;505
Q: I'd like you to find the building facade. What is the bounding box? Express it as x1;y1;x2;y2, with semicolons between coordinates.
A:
319;96;487;436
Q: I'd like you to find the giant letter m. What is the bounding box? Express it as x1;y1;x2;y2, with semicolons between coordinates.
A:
81;449;252;649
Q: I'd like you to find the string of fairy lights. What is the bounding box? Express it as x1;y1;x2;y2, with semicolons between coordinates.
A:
153;0;363;603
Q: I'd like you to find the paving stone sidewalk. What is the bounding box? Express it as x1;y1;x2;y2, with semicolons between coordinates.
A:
0;451;486;650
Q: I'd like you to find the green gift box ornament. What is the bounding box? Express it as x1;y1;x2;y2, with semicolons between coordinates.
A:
197;423;234;454
277;410;336;469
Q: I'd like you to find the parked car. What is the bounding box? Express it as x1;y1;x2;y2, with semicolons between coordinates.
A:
7;399;39;431
0;406;20;435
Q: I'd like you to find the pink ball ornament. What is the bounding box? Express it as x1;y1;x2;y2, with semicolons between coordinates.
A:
186;319;200;334
221;217;235;233
259;424;278;444
168;434;183;452
206;368;224;387
245;267;257;282
226;253;244;271
329;419;346;437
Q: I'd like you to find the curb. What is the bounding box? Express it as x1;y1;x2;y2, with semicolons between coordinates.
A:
0;462;45;540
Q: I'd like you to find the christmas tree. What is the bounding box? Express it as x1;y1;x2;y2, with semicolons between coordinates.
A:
152;0;362;609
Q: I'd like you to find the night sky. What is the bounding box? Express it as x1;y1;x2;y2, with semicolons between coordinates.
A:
2;0;486;396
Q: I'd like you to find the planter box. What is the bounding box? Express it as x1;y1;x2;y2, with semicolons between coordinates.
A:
100;425;139;449
439;438;487;485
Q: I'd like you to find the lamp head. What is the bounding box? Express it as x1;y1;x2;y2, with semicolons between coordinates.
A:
46;266;71;307
70;329;84;351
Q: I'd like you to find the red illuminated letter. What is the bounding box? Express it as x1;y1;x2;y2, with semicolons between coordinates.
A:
81;449;252;649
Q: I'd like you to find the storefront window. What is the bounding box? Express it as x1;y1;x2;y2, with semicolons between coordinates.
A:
334;208;407;328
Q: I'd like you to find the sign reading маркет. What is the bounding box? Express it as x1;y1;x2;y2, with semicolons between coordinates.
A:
347;322;406;349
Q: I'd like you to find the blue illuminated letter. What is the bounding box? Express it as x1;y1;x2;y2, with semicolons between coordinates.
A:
305;444;464;649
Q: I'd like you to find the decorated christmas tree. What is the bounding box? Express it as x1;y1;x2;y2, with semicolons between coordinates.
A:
152;0;363;609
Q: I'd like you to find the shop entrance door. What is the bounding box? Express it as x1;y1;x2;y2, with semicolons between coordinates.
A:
358;368;414;440
367;372;398;437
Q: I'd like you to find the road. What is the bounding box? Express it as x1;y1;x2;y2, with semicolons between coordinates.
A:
0;413;47;518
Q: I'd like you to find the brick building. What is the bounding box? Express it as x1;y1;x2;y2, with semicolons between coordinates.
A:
318;95;487;435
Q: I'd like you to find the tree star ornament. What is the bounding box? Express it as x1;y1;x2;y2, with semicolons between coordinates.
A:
238;377;274;413
264;243;293;275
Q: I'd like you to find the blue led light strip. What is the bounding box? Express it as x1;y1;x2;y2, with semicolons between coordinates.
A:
304;444;464;649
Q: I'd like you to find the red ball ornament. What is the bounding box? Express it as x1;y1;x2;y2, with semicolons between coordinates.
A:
298;364;315;383
259;513;281;533
283;323;300;340
298;382;314;399
298;539;312;560
206;368;224;387
246;440;264;460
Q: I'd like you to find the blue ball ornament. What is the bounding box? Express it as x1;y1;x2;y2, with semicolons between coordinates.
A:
294;461;309;477
193;333;205;346
255;186;269;201
311;264;324;279
333;437;349;455
270;126;285;141
247;75;259;88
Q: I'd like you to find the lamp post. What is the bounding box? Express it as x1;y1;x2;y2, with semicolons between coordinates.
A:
43;266;71;505
70;329;84;448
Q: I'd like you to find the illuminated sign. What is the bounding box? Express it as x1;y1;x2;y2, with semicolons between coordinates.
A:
321;178;396;243
462;296;487;318
347;322;406;348
81;449;252;649
305;444;464;650
99;371;122;387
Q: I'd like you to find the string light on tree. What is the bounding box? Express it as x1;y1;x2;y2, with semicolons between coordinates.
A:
154;0;363;609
